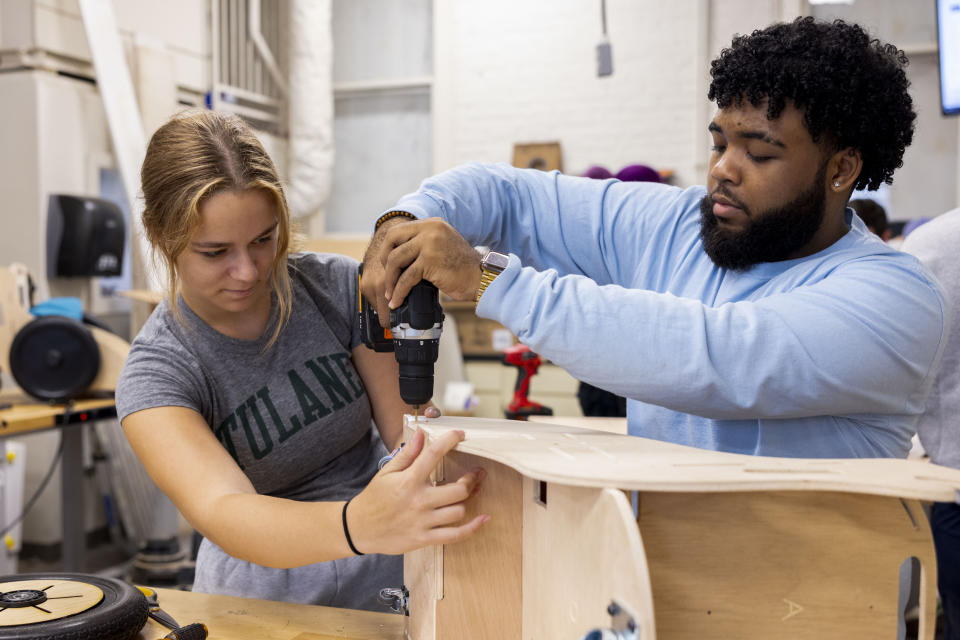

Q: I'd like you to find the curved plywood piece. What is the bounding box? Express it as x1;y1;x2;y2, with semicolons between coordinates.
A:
529;415;628;434
411;416;960;501
1;264;130;397
522;482;656;639
0;265;35;374
87;325;131;394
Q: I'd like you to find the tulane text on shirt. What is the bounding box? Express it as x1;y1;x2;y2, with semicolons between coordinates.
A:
213;352;365;467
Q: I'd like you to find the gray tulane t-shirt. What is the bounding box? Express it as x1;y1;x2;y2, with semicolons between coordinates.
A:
115;252;400;610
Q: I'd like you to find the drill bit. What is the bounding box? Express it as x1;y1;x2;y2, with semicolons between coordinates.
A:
414;405;420;422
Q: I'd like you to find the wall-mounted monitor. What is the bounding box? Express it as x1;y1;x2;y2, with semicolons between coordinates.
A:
938;0;960;115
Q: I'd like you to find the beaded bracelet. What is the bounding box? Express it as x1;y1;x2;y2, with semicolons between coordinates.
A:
374;210;416;230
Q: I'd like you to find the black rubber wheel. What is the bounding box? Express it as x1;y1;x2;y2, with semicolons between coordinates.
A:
0;574;147;640
9;317;101;401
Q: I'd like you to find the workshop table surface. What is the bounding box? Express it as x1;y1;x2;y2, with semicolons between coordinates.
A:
137;588;406;640
0;393;116;435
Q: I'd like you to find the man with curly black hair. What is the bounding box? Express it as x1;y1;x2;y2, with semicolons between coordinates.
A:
362;19;946;462
700;17;914;270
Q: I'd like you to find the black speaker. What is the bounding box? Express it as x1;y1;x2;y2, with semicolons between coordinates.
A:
47;194;125;277
9;316;101;401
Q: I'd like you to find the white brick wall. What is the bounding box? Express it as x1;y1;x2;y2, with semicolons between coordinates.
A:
434;0;709;186
433;0;959;217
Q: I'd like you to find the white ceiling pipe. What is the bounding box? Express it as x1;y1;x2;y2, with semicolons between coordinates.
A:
286;0;334;229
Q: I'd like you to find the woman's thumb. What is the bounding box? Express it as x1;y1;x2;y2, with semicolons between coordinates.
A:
380;428;424;472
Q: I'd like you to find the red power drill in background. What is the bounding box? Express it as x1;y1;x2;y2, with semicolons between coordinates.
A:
502;344;553;420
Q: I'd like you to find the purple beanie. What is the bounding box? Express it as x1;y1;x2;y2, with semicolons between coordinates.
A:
582;165;614;180
615;164;661;183
902;217;931;237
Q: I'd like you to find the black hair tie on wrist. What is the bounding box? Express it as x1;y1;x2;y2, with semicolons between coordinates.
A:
342;498;364;556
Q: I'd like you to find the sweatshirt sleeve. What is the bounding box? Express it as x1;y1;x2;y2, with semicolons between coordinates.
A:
477;253;948;420
393;162;695;287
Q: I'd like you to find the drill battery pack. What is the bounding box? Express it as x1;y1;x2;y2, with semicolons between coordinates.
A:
358;264;394;352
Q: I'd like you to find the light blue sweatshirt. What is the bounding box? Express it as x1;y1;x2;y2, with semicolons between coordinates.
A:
393;163;948;458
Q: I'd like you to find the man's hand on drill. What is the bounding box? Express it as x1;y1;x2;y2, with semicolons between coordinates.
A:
362;217;409;328
362;218;482;328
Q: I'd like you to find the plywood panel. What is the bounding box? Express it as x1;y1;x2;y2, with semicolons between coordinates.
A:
522;482;656;639
529;415;627;434
403;423;443;640
402;416;951;639
415;417;960;502
435;451;522;639
639;491;938;640
403;423;522;640
403;541;439;640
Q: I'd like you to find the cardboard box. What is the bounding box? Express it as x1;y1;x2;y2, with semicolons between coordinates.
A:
444;301;516;357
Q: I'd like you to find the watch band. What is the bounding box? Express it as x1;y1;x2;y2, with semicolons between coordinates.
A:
475;251;509;303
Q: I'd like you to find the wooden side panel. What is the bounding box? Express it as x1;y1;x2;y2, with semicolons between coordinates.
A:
436;451;522;639
404;537;439;640
404;425;444;640
639;491;938;640
522;483;656;639
404;441;523;640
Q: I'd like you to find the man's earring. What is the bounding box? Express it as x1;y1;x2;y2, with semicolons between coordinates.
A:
833;181;841;188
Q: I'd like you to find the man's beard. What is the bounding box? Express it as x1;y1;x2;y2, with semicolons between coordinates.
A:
699;164;828;271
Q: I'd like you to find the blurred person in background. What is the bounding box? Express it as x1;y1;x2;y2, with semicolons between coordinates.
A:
902;207;960;640
849;198;891;241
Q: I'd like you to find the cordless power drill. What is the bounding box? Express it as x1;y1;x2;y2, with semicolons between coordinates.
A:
502;343;553;420
359;264;444;416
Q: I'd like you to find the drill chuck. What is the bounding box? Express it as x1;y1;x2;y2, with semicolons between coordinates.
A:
397;363;437;407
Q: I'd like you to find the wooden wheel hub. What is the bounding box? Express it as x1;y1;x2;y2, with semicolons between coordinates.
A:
0;580;103;626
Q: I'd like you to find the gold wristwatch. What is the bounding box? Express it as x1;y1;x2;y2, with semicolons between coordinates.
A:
475;251;509;303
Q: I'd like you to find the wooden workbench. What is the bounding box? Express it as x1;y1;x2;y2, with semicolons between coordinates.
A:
0;393;117;434
136;588;405;640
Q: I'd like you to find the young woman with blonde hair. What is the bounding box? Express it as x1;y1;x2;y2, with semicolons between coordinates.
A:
116;109;486;611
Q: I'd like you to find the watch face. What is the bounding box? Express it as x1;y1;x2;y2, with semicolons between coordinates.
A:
483;251;510;272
